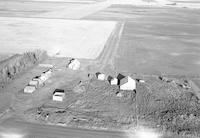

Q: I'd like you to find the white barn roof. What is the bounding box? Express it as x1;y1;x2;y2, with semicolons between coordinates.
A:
24;85;36;93
120;76;136;91
96;72;106;80
29;80;39;88
68;59;80;70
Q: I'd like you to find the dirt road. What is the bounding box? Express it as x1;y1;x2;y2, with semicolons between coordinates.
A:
0;118;127;138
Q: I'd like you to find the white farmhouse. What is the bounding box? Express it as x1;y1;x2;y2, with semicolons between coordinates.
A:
24;85;36;93
96;72;106;81
119;76;136;91
68;59;80;70
53;89;65;102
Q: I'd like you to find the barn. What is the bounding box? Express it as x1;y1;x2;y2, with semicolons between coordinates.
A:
119;76;136;91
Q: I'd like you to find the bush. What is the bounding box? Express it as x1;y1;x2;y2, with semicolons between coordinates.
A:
0;50;47;88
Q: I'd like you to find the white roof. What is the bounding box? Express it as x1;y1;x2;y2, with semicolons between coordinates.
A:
120;76;136;90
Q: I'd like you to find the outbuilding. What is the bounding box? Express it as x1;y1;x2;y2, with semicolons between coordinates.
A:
44;68;52;78
32;76;43;85
96;72;106;81
107;76;118;85
29;80;39;88
119;76;136;91
24;85;36;93
52;89;65;102
40;73;48;82
68;59;80;70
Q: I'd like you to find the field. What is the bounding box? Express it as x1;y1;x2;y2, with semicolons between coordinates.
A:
0;17;116;59
0;0;200;138
86;4;200;75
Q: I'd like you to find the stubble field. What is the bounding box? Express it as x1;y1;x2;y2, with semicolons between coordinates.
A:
0;17;116;59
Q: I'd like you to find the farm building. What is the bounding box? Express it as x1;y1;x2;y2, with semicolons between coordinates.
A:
136;79;145;83
53;89;65;102
44;69;52;77
96;72;106;81
68;59;80;70
24;85;36;93
107;76;118;85
117;73;126;85
29;80;39;88
32;76;43;85
40;72;50;82
119;76;136;91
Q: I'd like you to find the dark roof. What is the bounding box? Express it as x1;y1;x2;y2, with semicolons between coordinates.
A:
117;73;126;85
107;75;113;82
95;72;101;77
117;73;125;80
68;58;75;65
53;89;65;94
120;76;128;85
33;76;40;79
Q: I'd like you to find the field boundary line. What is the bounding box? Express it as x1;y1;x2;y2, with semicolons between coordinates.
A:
96;21;125;70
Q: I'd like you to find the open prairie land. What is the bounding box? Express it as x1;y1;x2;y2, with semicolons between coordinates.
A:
86;4;200;75
0;0;200;138
0;17;116;59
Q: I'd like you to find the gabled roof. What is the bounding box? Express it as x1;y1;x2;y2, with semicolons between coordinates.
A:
96;72;101;76
53;89;65;94
120;76;129;85
116;73;125;85
96;72;105;77
117;73;125;80
107;75;113;82
69;58;75;64
33;76;40;79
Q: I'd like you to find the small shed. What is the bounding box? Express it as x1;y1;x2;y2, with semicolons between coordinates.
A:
44;68;52;77
29;80;39;88
68;59;80;70
96;72;106;81
107;76;118;85
32;76;43;85
136;79;145;83
119;76;136;91
40;73;48;82
24;85;36;93
53;89;65;102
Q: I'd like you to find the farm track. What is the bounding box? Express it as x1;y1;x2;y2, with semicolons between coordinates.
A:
96;21;125;70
